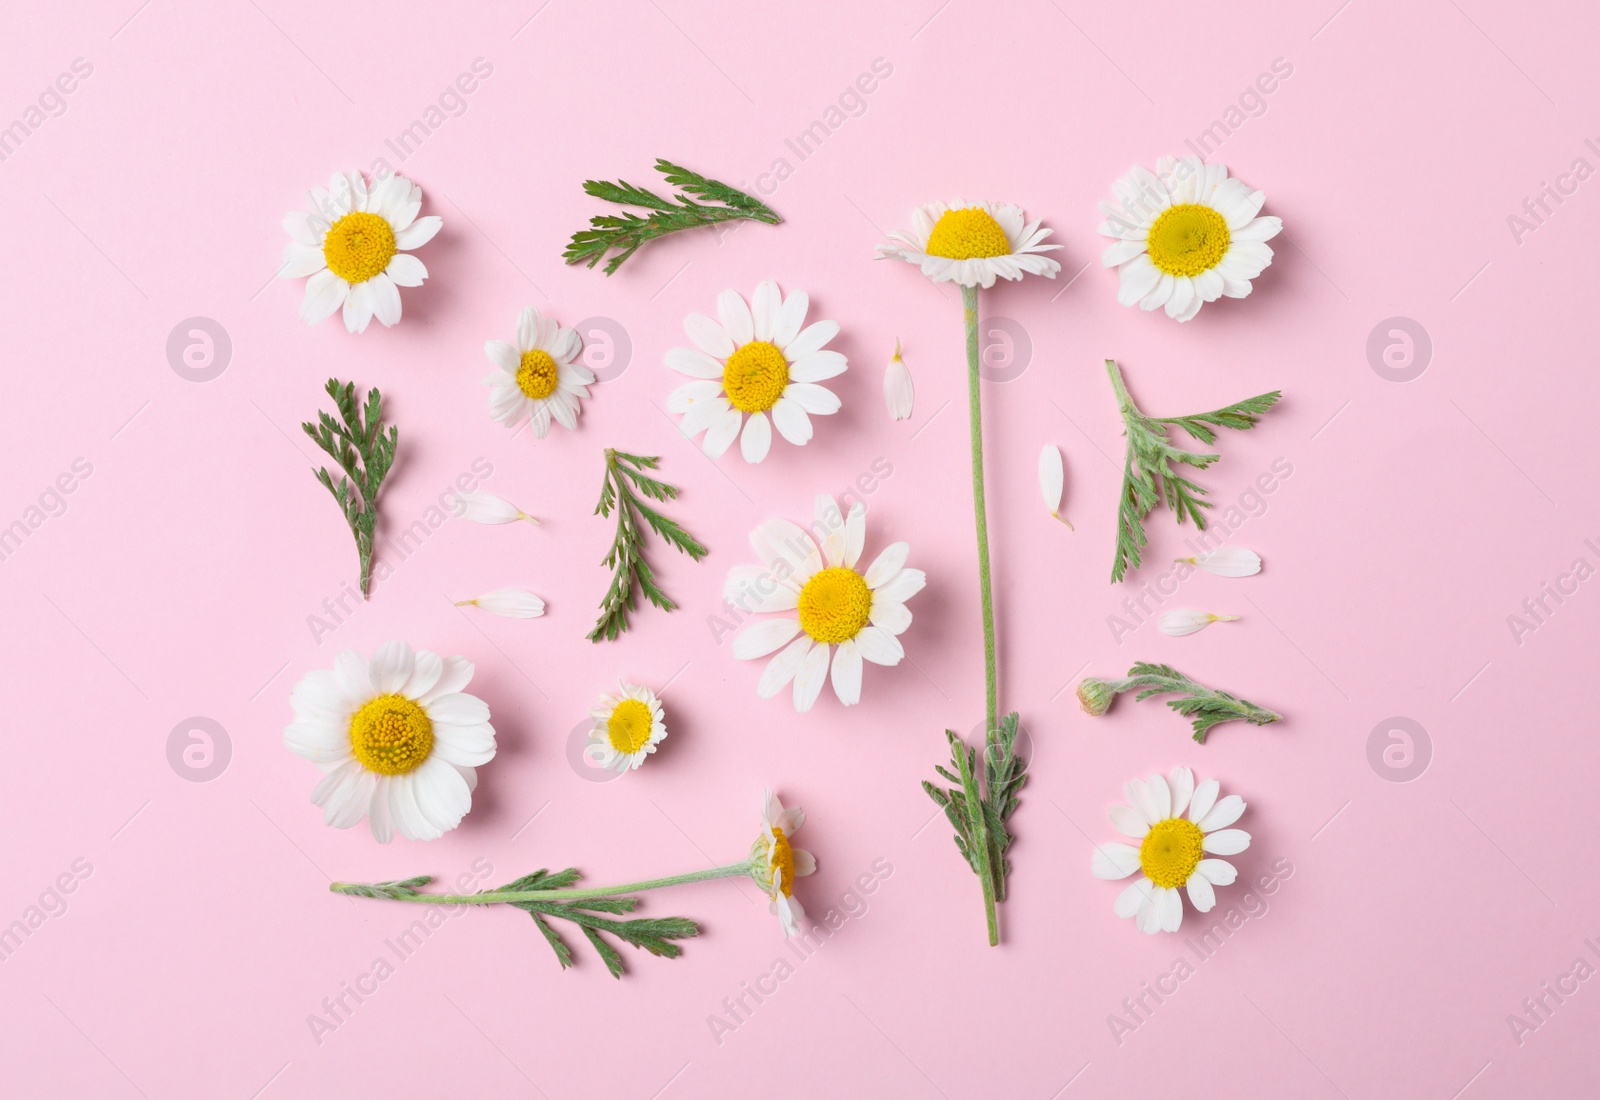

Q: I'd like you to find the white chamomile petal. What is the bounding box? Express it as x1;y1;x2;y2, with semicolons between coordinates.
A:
1159;609;1239;636
457;589;545;618
284;643;494;842
884;340;914;420
1180;546;1262;577
451;491;537;525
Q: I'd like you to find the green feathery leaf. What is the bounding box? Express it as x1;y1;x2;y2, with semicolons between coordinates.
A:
1106;360;1279;583
1078;662;1283;742
922;712;1028;902
302;379;398;597
564;159;781;275
589;449;708;642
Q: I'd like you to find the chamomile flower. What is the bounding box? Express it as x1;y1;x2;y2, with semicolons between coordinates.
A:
483;306;593;439
876;200;1061;288
729;495;924;712
284;642;495;843
585;682;668;772
281;171;441;333
1091;767;1250;934
1099;156;1282;322
668;281;845;464
749;789;816;937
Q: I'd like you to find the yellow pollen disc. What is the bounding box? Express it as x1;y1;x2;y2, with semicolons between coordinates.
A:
348;694;433;776
1145;203;1231;277
797;568;872;644
722;341;789;413
322;211;396;284
924;207;1010;260
606;699;654;754
517;349;560;400
1139;818;1205;889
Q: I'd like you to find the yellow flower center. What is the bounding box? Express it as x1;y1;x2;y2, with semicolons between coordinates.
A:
722;340;789;413
1146;203;1231;277
1139;818;1205;889
348;694;433;775
517;349;560;400
322;211;396;284
924;207;1010;260
797;568;872;644
753;827;796;897
606;698;654;754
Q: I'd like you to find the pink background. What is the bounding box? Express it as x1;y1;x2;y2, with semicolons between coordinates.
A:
3;0;1596;1096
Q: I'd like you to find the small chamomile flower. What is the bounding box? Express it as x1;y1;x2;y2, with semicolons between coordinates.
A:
281;171;441;333
585;682;668;772
667;281;845;463
483;306;593;439
749;789;816;937
876;200;1061;288
1092;766;1250;934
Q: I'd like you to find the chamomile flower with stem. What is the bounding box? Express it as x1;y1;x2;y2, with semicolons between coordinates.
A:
879;199;1058;946
1091;766;1250;934
329;787;816;977
667;280;845;464
281;170;441;333
483;306;592;439
586;682;667;772
727;494;924;712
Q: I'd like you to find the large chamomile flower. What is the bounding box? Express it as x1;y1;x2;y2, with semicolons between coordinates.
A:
876;200;1061;288
484;306;592;439
1098;156;1281;322
281;171;441;333
284;642;495;843
585;682;667;772
729;495;923;712
749;789;816;937
1091;766;1251;934
667;281;844;464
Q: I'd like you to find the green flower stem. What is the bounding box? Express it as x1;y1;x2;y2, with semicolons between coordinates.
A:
961;283;1001;948
330;860;752;905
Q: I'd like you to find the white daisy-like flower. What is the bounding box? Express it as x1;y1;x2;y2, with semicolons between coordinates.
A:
748;789;816;937
729;495;923;713
1098;156;1282;322
1091;767;1251;934
284;642;495;843
585;682;667;772
483;306;593;439
280;171;441;333
876;200;1061;288
667;281;845;464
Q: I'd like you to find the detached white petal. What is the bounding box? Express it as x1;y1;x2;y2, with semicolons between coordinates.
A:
1179;546;1262;578
451;491;537;525
884;339;913;420
1038;444;1072;528
457;589;545;618
1159;609;1239;637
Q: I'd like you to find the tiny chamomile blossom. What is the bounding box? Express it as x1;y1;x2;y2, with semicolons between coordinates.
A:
749;789;816;937
281;171;441;333
1092;767;1250;934
729;495;924;712
876;200;1061;288
1159;610;1238;637
1099;156;1282;322
484;306;593;439
586;682;668;772
667;281;845;463
284;642;495;843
